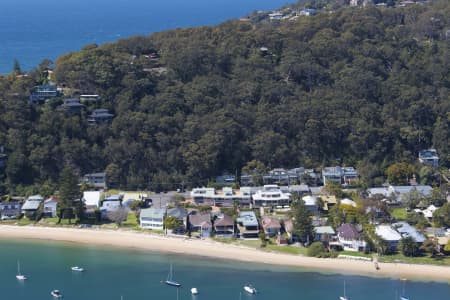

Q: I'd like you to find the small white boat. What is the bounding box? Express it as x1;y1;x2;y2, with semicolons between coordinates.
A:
16;261;27;280
244;284;257;294
191;287;199;295
400;297;409;300
51;290;63;298
340;280;348;300
164;264;181;287
71;266;84;272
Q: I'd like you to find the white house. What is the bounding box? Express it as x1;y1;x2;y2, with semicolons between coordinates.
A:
140;208;165;230
336;223;367;252
252;185;291;208
43;197;59;218
375;225;402;252
83;191;102;208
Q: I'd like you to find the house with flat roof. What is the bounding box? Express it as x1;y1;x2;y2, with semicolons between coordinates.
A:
322;166;358;186
418;149;439;167
302;195;318;212
80;94;100;102
140;208;165;230
213;214;235;238
83;191;102;208
236;211;259;239
375;225;402;252
29;83;60;104
190;187;252;207
336;223;366;252
252;185;291;208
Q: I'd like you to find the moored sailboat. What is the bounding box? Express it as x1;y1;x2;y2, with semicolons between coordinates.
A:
165;264;181;287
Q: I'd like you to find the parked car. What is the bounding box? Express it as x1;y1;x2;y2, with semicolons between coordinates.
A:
172;227;186;235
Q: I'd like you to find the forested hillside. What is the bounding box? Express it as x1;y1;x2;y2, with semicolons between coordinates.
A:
0;1;449;193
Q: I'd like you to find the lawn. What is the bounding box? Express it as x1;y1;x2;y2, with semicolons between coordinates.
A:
214;238;308;255
391;207;407;220
122;212;139;229
379;253;450;266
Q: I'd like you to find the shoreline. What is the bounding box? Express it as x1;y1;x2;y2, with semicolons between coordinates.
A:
0;225;448;283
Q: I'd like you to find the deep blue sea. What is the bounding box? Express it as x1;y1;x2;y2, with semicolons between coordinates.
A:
0;0;292;74
0;239;449;300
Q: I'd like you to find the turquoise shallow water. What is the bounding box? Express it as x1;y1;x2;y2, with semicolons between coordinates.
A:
0;238;448;300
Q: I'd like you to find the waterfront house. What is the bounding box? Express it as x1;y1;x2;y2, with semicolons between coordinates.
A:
261;216;281;237
82;191;102;219
189;213;212;238
213;214;235;238
88;109;114;124
167;206;188;230
43;197;59;218
236;211;259;239
375;225;402;252
101;194;122;219
0;201;21;220
314;226;336;243
83;191;102;208
140;208;165;230
336;223;366;252
21;195;44;217
83;172;107;190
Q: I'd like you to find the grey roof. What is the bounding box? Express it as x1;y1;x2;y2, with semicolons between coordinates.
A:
337;223;361;239
375;225;402;242
214;214;234;227
140;208;165;219
189;213;212;227
28;195;44;201
236;211;258;227
393;222;426;243
167;207;188;219
22;200;41;210
314;226;335;235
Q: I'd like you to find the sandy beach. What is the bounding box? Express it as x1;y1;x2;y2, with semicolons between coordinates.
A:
0;225;448;282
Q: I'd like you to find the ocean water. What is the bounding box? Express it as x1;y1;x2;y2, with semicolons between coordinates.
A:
0;0;291;74
0;239;448;300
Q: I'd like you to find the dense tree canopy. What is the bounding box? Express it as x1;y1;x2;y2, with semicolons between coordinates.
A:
0;1;449;192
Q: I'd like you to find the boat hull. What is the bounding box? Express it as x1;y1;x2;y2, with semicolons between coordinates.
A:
244;286;257;294
165;280;181;287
